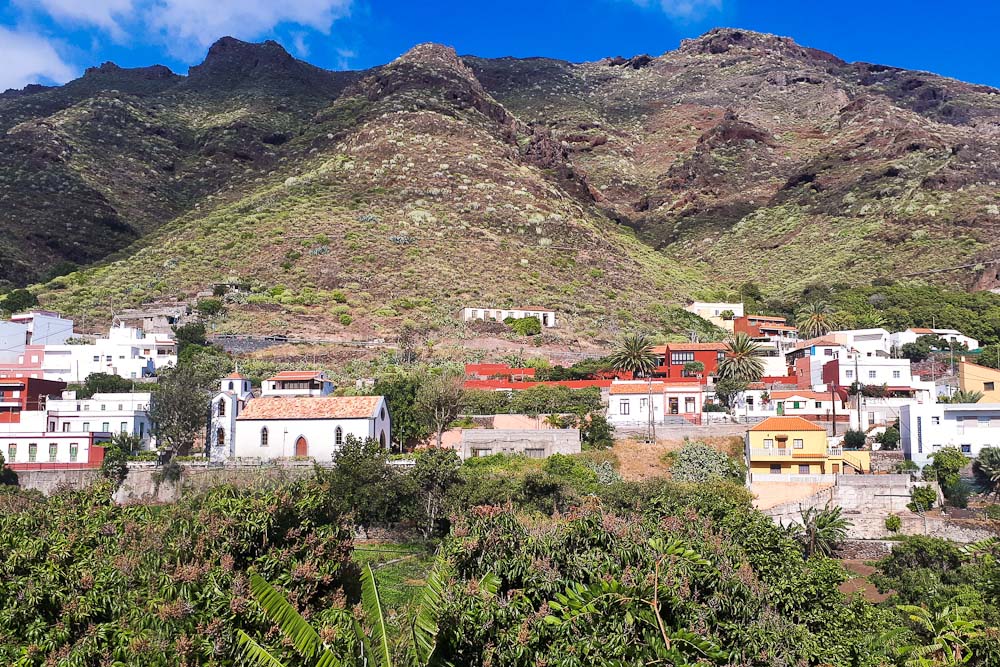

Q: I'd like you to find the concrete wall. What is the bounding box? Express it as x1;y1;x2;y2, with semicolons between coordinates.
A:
460;429;580;459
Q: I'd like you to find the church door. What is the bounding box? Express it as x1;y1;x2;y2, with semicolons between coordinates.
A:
295;436;308;457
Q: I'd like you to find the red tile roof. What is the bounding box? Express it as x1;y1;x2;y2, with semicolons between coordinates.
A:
665;342;729;351
237;396;381;420
910;327;934;334
749;416;826;432
463;379;612;391
225;372;247;379
608;382;702;395
770;390;838;401
266;371;326;382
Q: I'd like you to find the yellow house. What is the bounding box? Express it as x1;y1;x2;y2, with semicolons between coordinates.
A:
958;359;1000;402
745;416;869;476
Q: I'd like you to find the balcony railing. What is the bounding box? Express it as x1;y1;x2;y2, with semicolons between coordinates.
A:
749;447;843;458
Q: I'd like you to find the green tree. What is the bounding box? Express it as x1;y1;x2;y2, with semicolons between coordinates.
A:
941;390;983;404
414;370;466;448
908;485;937;513
785;504;851;557
99;444;129;488
843;429;867;449
194;298;225;318
683;360;705;377
327;435;408;534
580;413;614;450
666;441;744;483
972;447;1000;498
607;333;656;378
74;372;135;399
929;447;968;497
877;426;901;450
0;288;38;314
505;316;542;337
896;605;983;667
0;452;17;486
149;365;210;455
110;431;144;455
171;322;207;353
410;447;462;538
713;376;748;409
795;301;841;338
373;373;429;450
717;332;764;383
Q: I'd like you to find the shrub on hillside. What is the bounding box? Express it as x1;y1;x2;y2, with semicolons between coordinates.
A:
504;316;542;336
907;485;937;513
843;429;866;449
665;440;744;484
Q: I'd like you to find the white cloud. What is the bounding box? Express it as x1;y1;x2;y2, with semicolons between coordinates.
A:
633;0;722;21
18;0;135;37
144;0;353;58
0;27;76;91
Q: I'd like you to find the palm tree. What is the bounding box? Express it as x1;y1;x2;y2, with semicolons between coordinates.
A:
896;605;983;666
717;333;764;384
941;390;983;404
607;333;656;378
784;504;851;557
238;560;478;667
795;302;841;338
972;447;1000;498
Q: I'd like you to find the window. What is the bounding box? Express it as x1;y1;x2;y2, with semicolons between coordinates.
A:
228;381;234;391
868;370;877;379
639;397;647;410
69;443;78;462
48;443;57;462
980;416;991;426
670;351;695;364
961;444;972;454
380;407;386;420
260;427;269;447
846;370;853;379
473;448;493;457
931;416;940;425
620;400;630;415
335;427;343;446
216;428;225;446
685;397;696;413
101;404;106;411
793;439;804;449
28;443;37;462
62;423;69;432
986;382;996;392
525;448;545;459
893;370;901;379
218;401;225;417
798;465;810;475
93;355;100;362
763;438;774;448
101;422;109;432
7;444;15;461
792;401;802;409
105;356;112;362
139;422;145;437
82;422;89;431
120;422;128;433
815;401;823;408
770;464;781;474
48;421;55;431
824;348;834;356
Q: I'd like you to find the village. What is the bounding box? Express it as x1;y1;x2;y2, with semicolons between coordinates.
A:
1;300;999;542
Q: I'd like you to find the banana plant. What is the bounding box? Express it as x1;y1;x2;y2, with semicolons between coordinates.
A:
895;605;983;667
238;560;496;667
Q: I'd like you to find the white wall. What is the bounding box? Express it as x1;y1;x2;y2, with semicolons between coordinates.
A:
900;402;1000;468
233;415;390;461
0;321;26;364
1;434;103;465
45;392;153;445
608;389;702;425
461;307;557;328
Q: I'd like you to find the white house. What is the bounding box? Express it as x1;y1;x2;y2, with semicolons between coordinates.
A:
460;306;557;328
0;311;74;363
209;372;254;462
890;327;979;351
44;391;154;446
261;370;334;397
233;395;391;461
1;432;111;468
606;381;703;426
830;328;893;356
684;302;744;330
738;389;846;424
900;402;1000;468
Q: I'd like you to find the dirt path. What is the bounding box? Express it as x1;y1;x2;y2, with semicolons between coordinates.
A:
838;560;890;603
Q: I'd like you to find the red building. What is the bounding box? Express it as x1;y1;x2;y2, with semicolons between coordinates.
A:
464;363;536;381
651;342;728;384
0;376;66;424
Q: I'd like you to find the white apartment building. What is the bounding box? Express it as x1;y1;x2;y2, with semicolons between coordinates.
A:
0;311;74;363
830;328;893;356
900;402;1000;468
44;392;154;446
261;371;334;397
891;327;979;351
460;306;557;328
233;395;391;461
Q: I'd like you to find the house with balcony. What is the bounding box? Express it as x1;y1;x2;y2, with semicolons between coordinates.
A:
900;402;1000;468
651;342;728;384
891;327;979;352
44;391;154;447
734;314;799;352
745;416;869;478
0;376;66;424
738;389;847;424
823;351;933;430
261;371;334;397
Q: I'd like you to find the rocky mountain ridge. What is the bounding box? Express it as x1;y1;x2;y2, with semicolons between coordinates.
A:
2;28;999;337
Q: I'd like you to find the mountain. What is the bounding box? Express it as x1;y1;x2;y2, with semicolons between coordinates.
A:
2;29;999;339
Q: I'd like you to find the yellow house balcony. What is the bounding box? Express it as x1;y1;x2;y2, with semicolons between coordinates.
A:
748;447;843;460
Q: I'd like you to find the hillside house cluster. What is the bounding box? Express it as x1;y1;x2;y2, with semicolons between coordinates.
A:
460;306;557;328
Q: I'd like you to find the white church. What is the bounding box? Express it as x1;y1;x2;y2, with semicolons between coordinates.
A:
209;370;391;462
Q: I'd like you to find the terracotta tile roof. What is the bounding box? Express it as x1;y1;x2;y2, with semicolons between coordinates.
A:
749;416;826;432
746;314;788;322
910;327;934;334
225;372;247;379
770;390;838;401
761;323;798;331
266;371;325;382
792;337;841;352
665;342;729;351
610;382;667;395
237;396;381;420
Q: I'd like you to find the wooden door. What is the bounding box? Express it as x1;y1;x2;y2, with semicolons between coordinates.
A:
295;436;308;457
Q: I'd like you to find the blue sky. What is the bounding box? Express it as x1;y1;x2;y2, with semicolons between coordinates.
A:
1;0;998;92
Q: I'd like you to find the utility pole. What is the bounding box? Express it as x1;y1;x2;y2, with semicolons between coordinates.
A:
853;348;862;431
831;383;838;436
